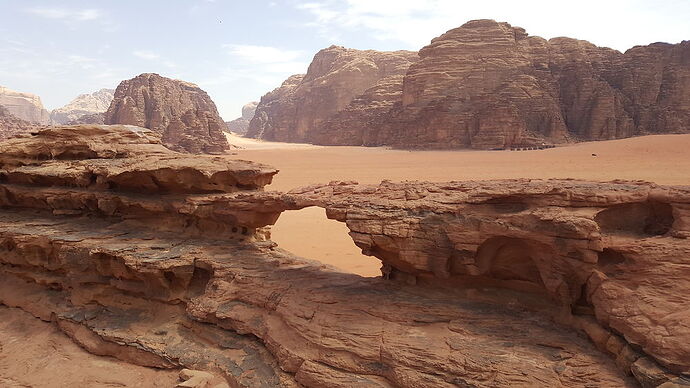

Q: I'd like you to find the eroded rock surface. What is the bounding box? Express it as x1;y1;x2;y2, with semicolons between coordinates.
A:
51;88;114;124
252;20;690;149
291;179;690;382
246;46;418;143
105;73;230;153
0;125;686;387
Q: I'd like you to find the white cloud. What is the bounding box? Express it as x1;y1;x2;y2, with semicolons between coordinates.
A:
294;0;690;51
26;7;103;21
133;50;161;60
224;44;304;64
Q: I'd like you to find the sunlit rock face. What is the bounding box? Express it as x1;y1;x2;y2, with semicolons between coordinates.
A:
386;20;690;149
51;88;114;124
0;85;51;124
246;45;418;143
251;20;690;149
105;73;230;153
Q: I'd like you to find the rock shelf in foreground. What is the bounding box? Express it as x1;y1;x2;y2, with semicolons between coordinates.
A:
0;125;688;387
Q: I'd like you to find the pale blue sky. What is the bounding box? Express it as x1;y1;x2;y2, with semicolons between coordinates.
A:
1;0;688;120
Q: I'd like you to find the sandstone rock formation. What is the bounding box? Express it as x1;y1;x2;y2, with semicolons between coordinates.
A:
251;20;690;149
51;88;114;124
225;101;258;135
246;46;418;143
67;112;105;125
0;104;41;140
291;179;690;384
105;73;230;153
0;85;51;124
1;124;688;386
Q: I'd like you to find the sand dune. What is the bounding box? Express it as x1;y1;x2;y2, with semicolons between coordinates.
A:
232;134;690;276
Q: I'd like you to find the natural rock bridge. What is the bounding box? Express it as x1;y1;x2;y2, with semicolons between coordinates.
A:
0;125;688;387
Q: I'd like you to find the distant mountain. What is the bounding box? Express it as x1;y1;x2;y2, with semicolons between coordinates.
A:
0;86;51;124
246;45;418;143
249;19;690;149
225;101;258;135
51;88;115;125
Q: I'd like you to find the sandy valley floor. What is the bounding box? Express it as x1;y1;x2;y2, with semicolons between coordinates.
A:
228;133;690;276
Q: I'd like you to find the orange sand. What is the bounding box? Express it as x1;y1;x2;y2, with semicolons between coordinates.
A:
232;134;690;276
0;306;180;387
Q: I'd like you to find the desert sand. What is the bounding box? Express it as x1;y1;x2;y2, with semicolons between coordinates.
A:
0;306;180;387
230;134;690;277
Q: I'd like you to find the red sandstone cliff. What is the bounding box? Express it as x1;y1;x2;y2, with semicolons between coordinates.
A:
105;73;230;153
251;20;690;149
246;46;418;143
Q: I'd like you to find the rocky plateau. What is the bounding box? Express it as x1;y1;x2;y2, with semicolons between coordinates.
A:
0;124;688;387
249;20;690;149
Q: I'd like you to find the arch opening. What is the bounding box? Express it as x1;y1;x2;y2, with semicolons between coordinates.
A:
270;207;382;277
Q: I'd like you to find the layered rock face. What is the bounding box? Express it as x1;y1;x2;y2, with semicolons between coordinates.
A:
0;125;688;387
246;46;418;143
253;20;690;149
0;85;51;124
292;180;690;384
225;101;258;135
390;21;690;148
0;105;41;139
105;73;230;153
51;88;114;124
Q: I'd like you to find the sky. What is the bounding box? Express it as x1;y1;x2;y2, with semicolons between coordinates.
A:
1;0;688;120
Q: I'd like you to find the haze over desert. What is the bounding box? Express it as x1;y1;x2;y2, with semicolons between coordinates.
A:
2;1;690;387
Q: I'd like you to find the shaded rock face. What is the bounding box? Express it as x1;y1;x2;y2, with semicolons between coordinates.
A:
51;88;114;124
105;73;230;153
0;105;42;140
0;86;51;124
253;20;690;149
246;46;418;143
0;125;686;387
225;101;258;135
